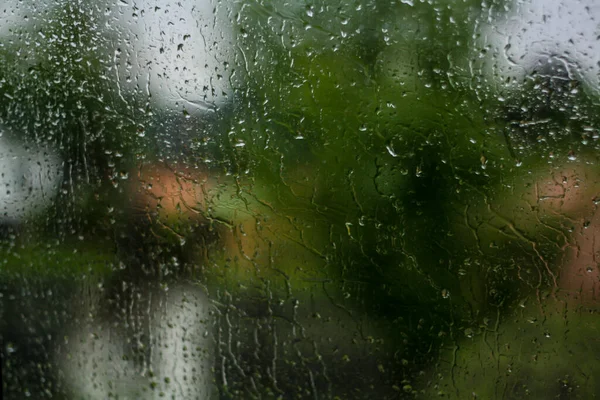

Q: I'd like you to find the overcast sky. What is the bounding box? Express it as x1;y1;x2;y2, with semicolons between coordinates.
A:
476;0;600;94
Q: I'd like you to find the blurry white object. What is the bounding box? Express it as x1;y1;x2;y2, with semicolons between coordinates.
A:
59;284;215;399
104;0;235;115
0;132;62;222
476;0;600;95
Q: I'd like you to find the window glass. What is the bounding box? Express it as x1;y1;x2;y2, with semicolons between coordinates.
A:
2;0;600;398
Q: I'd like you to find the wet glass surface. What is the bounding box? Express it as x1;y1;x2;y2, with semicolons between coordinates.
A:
1;0;600;398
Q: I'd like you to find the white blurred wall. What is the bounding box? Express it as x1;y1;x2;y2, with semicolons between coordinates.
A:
58;284;216;399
